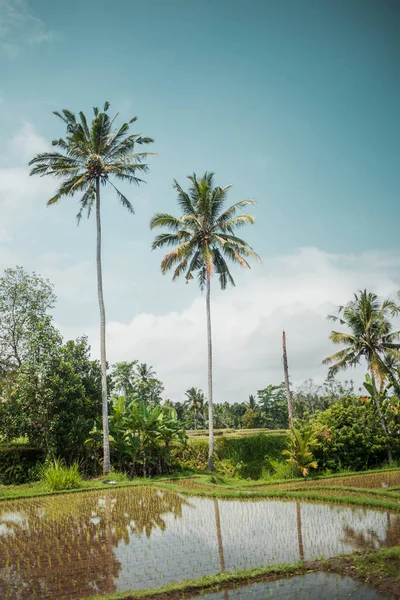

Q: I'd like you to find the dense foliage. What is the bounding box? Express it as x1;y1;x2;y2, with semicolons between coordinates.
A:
89;396;187;477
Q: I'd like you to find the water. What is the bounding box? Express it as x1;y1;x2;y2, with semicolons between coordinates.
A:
189;572;393;600
0;486;399;599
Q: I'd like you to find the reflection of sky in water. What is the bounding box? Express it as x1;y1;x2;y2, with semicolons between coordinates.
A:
114;497;395;591
190;572;393;600
0;489;399;597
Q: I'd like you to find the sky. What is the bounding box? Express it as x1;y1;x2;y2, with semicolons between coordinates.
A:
0;0;399;402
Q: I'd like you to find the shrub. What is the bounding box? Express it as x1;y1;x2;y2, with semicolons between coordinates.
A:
309;401;399;472
0;444;44;485
282;427;318;477
41;459;82;491
173;433;289;479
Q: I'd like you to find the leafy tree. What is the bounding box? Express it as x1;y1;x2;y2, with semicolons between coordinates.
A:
0;266;56;372
183;387;205;430
151;172;259;469
29;102;154;473
322;290;400;453
309;398;397;472
292;378;355;419
241;408;261;429
257;383;288;429
213;402;235;429
111;361;137;398
134;362;164;405
0;330;102;463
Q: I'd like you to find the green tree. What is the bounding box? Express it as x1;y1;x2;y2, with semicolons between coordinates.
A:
246;394;258;410
183;387;205;430
0;266;56;372
322;290;400;452
257;383;288;429
151;172;259;469
29;102;154;473
0;330;102;462
111;361;138;398
241;408;261;429
134;362;164;405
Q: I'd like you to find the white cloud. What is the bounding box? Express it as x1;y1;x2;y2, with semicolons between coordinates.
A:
0;0;56;58
58;247;400;403
0;123;52;245
9;122;48;162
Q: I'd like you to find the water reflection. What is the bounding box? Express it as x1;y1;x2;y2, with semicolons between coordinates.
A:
188;572;393;600
0;488;399;599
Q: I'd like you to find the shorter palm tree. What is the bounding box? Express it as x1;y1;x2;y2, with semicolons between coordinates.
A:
151;172;260;469
322;290;400;389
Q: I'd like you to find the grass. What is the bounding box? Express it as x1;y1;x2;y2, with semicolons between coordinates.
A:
3;467;400;511
41;459;82;491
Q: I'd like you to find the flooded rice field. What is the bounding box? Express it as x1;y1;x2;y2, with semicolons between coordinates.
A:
1;486;400;599
189;572;394;600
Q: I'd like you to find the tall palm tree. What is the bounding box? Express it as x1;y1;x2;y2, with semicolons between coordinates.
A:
150;172;260;469
322;290;400;439
184;387;205;430
29;102;154;473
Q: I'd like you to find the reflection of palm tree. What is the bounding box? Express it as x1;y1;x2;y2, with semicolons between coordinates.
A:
0;487;189;598
296;502;304;561
342;513;400;551
214;499;225;572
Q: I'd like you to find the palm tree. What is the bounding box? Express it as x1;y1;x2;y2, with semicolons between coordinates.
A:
111;361;137;398
322;290;400;441
184;387;205;430
150;172;260;469
246;394;258;410
29;102;154;473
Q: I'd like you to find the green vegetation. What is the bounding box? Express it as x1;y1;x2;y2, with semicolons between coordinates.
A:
40;459;82;491
282;427;318;477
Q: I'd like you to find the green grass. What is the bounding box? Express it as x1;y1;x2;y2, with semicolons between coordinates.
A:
83;562;303;600
41;459;82;491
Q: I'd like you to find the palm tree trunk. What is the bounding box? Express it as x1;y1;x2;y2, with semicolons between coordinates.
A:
370;372;392;465
96;178;110;474
206;273;214;471
282;330;294;429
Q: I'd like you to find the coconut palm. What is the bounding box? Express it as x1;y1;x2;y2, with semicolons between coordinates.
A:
150;172;260;469
322;290;400;451
184;387;205;430
29;102;154;473
246;394;258;410
112;361;138;398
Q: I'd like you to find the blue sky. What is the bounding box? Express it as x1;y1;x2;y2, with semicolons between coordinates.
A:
0;0;399;401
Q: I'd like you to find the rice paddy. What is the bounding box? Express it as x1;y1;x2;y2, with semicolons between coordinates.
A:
1;482;400;599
